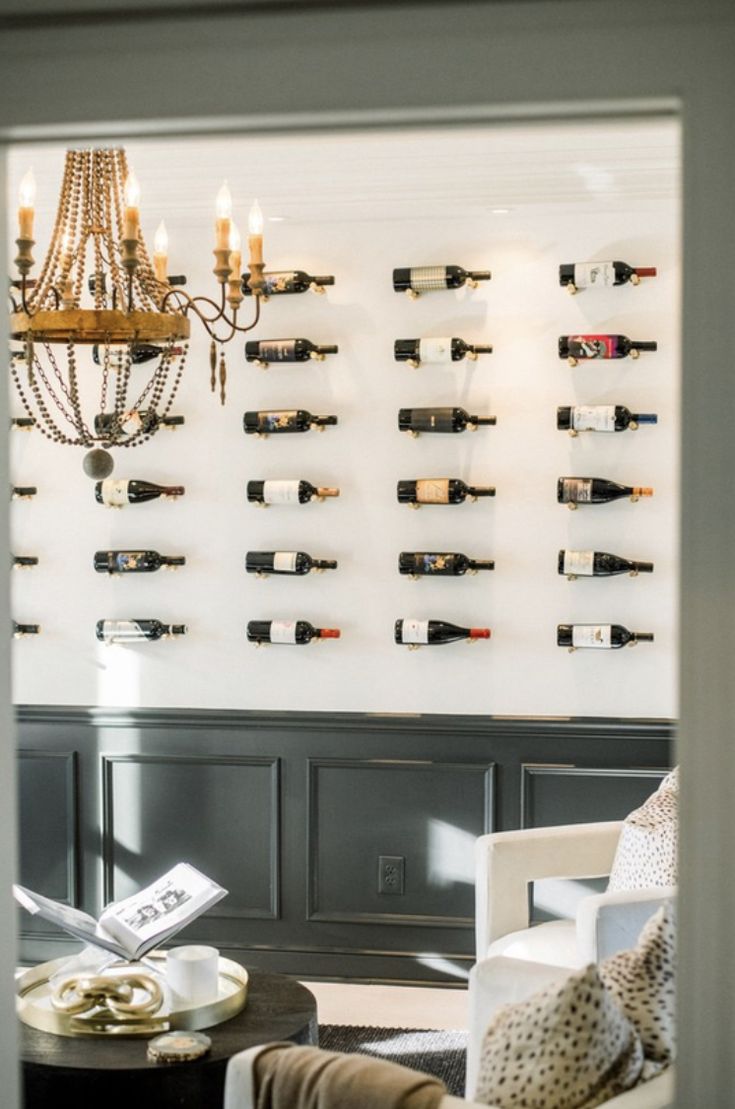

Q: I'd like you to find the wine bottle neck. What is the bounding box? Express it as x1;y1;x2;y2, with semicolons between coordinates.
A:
313;560;338;570
468;560;495;571
470;270;492;281
467;486;496;497
162;557;186;566
469;628;491;639
312;276;334;286
634;562;655;573
312;415;338;426
470;415;497;426
316;487;340;498
317;628;341;638
316;345;338;354
632;632;655;642
634;268;657;277
471;345;493;353
170;624;187;636
632;487;654;497
163;486;186;497
631;341;658;351
632;413;658;424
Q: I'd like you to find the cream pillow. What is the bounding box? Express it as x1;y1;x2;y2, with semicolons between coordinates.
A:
607;769;678;893
475;963;643;1109
600;902;676;1067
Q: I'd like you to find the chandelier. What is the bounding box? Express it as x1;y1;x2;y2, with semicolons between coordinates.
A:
9;147;266;477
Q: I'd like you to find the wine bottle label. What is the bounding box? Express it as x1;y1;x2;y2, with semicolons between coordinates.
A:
572;405;616;432
566;335;619;359
409;266;448;292
273;552;298;573
115;552;147;572
410;410;455;432
573;262;615;288
258;340;297;361
100;479;129;507
270;621;298;644
120;410;143;435
261;411;298;432
415;479;449;504
101;620;145;641
262;272;298;295
563;550;595;576
572;624;612;649
418;338;452;364
423;554;455;573
262;481;301;505
559;478;593;503
401;619;429;644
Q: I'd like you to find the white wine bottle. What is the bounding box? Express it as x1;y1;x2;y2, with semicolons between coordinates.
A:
247;480;339;505
394;338;492;367
246;620;340;644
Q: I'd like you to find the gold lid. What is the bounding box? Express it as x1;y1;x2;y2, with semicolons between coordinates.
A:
147;1030;212;1063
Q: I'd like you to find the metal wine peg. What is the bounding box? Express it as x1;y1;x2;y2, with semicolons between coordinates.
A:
469;496;478;503
317;424;326;433
567;503;578;511
466;278;479;288
467;350;479;361
309;282;326;295
407;358;420;369
408;643;420;651
254;359;269;369
630;421;639;430
567;356;578;367
568;429;578;438
630;348;640;359
315;495;325;503
409;573;419;581
566;574;577;581
405;289;419;300
628;640;638;647
309;351;326;362
470;424;478;432
566;283;577;295
410;502;420;510
568;646;576;653
469;569;478;576
467;638;479;645
255;571;267;579
630;273;640;285
630;495;639;503
629;569;639;577
408;430;419;439
255;501;267;509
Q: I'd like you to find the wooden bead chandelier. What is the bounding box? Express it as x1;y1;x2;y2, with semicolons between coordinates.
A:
9;147;265;476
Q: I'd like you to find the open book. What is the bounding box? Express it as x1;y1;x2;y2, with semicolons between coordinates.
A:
14;863;227;962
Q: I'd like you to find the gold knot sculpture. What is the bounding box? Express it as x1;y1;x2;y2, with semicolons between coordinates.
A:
51;972;163;1019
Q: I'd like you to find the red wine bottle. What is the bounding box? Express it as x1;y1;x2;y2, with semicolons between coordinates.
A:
95;619;187;644
558;335;657;362
243;410;338;435
12;622;40;638
241;270;335;297
246;620;340;644
246;551;338;575
398;407;497;434
93;551;186;574
247;480;339;505
557;624;654;650
95;480;185;507
11;417;34;430
92;343;184;366
557;405;658;433
399;552;495;577
11;485;37;500
393;265;491;297
245;339;338;366
94;411;184;439
394;337;493;366
557;477;653;506
558;550;654;579
559;261;657;292
397;478;495;506
394;619;491;646
12;555;38;569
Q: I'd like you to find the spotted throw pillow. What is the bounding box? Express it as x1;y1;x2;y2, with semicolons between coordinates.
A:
607;769;678;893
600;902;676;1068
475;963;643;1109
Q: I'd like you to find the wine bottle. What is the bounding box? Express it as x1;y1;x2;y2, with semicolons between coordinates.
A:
394;337;493;367
92;343;184;365
393;265;491;297
397;479;495;506
558;335;657;363
93;551;186;575
245;339;338;366
558;550;654;579
94;480;185;507
557;477;653;507
241;270;335;297
557;624;654;650
246;620;340;644
559;261;657;293
394;619;491;646
12;555;38;569
95;619;187;644
243;410;338;435
11;485;37;500
11;417;34;431
398;407;496;434
557;405;658;434
88;273;186;296
94;411;184;439
247;480;339;505
246;551;338;576
12;622;40;638
399;552;495;577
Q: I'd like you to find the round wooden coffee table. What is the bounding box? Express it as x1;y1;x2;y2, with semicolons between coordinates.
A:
21;969;318;1109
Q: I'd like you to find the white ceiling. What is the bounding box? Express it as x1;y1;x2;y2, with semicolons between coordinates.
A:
7;117;679;234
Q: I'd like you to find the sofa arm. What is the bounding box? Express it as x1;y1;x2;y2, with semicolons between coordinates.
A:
475;822;623;959
576;886;677;963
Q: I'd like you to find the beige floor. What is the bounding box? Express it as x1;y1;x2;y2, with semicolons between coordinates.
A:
302;981;468;1030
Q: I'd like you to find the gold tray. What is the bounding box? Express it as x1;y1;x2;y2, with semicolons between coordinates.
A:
16;951;248;1038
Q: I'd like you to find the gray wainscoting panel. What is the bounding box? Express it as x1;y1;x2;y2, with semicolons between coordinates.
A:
521;765;669;829
102;754;280;922
17;750;79;939
307;758;494;927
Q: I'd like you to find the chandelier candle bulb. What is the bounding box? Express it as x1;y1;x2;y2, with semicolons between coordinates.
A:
123;172;140;243
153;220;168;283
18;169;36;240
213;180;233;282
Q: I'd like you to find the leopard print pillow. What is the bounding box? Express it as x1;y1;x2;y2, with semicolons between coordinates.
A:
600;902;676;1067
475;963;643;1109
607;769;678;893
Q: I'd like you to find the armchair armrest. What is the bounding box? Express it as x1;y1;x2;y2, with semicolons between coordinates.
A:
475;822;623;959
577;886;677;963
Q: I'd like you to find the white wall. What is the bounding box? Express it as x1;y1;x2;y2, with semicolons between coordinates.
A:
8;120;679;716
